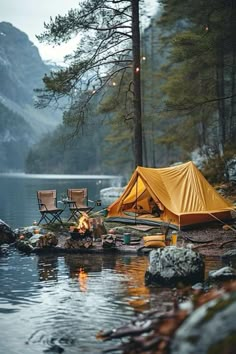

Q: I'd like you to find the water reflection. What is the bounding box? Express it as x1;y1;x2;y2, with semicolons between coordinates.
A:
37;256;59;282
0;249;228;354
0;251;150;353
77;268;88;292
114;256;151;311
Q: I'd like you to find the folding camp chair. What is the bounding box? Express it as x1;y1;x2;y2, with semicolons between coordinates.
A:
37;190;64;225
67;188;95;222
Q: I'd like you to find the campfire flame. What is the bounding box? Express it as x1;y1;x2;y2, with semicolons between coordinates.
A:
76;212;90;234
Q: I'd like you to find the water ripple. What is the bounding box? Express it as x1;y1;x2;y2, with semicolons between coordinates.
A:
0;251;224;353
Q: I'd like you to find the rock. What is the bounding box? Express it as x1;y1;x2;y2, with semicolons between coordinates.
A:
28;234;43;246
208;266;236;282
43;344;64;353
0;243;10;255
222;249;236;261
0;219;16;245
15;240;34;253
145;246;204;286
192;282;205;291
171;290;236;354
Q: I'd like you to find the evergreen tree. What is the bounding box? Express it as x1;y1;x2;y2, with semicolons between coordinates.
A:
156;0;236;178
36;0;144;167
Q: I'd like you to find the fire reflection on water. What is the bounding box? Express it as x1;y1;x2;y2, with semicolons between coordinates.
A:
78;267;88;292
114;257;151;311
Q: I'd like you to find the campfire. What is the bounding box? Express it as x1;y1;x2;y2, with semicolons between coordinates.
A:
68;212;93;248
76;212;90;234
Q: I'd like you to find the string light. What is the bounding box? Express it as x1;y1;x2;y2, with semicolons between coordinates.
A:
112;81;117;86
135;67;140;73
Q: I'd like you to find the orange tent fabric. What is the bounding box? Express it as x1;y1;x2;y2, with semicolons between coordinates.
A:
107;161;235;229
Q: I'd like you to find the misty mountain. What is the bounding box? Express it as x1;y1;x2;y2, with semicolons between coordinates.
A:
0;22;62;171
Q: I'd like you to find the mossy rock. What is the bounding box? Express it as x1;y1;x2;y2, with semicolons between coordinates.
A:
171;291;236;354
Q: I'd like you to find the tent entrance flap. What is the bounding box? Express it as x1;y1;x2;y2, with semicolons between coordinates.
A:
120;176;155;214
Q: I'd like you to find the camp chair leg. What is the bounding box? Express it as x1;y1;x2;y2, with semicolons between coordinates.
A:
51;211;64;226
38;213;53;225
38;211;64;226
67;211;80;222
37;215;44;225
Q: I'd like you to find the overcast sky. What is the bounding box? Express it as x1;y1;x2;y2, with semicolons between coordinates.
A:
1;0;158;64
1;0;80;63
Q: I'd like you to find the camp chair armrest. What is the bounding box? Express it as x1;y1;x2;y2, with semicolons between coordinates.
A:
88;199;97;207
62;198;75;207
38;202;49;211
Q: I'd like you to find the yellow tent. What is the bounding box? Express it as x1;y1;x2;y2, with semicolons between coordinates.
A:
107;161;235;229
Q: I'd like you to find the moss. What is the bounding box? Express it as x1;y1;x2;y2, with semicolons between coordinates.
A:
200;293;236;325
208;331;236;354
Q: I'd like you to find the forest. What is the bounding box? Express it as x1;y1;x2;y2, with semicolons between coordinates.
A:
26;0;236;183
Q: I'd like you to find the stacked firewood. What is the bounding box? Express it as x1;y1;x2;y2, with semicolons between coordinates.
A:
36;232;58;248
65;235;93;249
65;212;94;249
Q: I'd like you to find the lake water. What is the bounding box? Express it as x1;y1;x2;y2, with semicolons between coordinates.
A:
0;173;123;229
0;173;224;354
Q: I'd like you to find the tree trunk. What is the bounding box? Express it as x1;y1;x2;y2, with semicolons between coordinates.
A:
230;0;236;139
216;42;225;154
132;0;143;166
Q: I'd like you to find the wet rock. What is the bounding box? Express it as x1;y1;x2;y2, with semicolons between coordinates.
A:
222;249;236;262
145;246;204;286
0;219;16;245
28;234;43;246
15;240;34;253
192;282;205;291
43;344;64;353
171;290;236;354
0;243;10;255
208;266;236;282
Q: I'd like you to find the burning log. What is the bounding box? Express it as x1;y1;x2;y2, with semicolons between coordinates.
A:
77;212;90;233
66;213;93;249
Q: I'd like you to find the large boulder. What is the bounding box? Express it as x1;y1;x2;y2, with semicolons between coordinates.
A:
145;246;204;286
0;219;16;245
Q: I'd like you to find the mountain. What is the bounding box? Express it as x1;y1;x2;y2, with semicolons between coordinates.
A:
0;22;62;171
